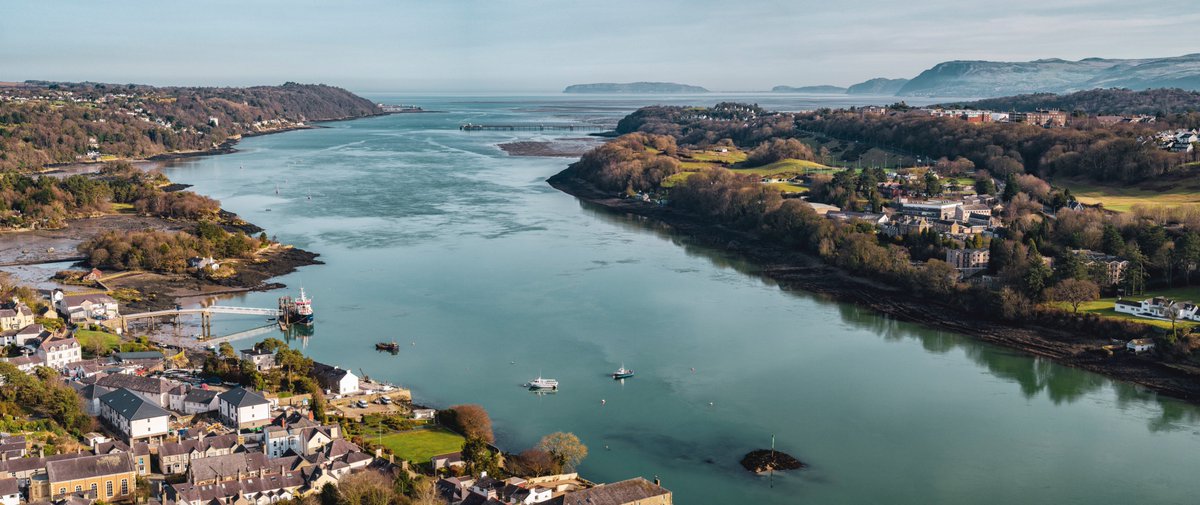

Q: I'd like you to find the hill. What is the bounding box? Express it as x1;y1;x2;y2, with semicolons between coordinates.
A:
771;85;847;94
936;88;1200;115
846;78;910;95
0;81;380;171
563;82;709;93
898;53;1200;97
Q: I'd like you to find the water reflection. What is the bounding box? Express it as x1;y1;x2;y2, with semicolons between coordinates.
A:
575;193;1200;431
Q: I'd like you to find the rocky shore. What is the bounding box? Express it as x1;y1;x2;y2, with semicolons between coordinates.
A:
547;175;1200;404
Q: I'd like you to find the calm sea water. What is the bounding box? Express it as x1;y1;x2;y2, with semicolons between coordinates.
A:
158;94;1200;504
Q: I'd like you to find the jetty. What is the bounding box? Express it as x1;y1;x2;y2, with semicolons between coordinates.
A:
459;123;605;131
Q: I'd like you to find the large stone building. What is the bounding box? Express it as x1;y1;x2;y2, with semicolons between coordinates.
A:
946;248;990;270
45;453;137;502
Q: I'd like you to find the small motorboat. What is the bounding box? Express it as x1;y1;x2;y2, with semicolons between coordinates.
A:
376;341;400;353
525;376;559;390
612;365;635;379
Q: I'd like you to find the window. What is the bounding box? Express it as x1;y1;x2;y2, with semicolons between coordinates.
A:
106;481;113;497
75;485;81;492
120;479;128;496
91;484;97;494
59;488;66;496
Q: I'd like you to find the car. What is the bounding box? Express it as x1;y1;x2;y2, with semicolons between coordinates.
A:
355;400;369;408
379;397;393;405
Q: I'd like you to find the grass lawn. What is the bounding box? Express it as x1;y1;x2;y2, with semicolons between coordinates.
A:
75;329;121;354
377;427;465;464
111;203;135;213
1063;180;1200;212
1057;285;1200;330
766;182;809;193
730;158;834;177
685;149;747;164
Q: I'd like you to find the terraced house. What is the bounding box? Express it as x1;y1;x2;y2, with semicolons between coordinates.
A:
98;388;171;445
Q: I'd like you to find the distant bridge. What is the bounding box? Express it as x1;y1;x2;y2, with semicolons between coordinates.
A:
121;305;279;338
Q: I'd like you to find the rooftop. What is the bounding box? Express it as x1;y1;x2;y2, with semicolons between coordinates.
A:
46;453;135;483
100;388;171;421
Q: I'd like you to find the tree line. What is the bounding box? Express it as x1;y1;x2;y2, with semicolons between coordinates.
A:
0;162;218;229
0;82;379;172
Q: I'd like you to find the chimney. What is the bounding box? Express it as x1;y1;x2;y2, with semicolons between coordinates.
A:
654;476;660;487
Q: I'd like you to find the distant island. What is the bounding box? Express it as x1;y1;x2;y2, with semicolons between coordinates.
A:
770;78;909;95
771;85;847;94
563;82;709;93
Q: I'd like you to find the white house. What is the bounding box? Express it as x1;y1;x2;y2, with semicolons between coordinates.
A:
1;323;47;348
1127;339;1156;353
1114;297;1200;321
180;389;220;415
217;387;272;430
53;290;120;322
312;362;359;395
99;388;171;444
0;478;18;505
36;336;81;370
239;348;278;371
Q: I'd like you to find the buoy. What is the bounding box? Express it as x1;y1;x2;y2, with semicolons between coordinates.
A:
708;402;714;406
691;367;696;373
601;399;606;405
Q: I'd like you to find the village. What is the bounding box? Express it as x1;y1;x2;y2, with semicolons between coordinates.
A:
0;280;674;505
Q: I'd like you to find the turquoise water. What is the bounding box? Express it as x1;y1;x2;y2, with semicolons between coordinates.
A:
160;94;1200;504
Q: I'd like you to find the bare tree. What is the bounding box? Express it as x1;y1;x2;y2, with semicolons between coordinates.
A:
1047;278;1100;313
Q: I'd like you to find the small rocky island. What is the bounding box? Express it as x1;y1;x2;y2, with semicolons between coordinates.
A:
740;450;806;474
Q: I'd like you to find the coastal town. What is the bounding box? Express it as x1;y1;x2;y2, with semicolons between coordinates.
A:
0;276;674;505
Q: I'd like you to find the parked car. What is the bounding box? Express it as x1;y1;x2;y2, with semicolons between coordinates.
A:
355;400;369;408
378;397;392;405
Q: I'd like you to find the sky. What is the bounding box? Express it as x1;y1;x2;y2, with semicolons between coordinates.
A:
3;0;1198;92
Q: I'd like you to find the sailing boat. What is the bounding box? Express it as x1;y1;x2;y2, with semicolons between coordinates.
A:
611;363;635;379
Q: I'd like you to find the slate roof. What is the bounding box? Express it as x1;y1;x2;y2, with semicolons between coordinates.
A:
170;473;304;503
45;453;135;482
560;478;670;505
183;389;220;404
113;351;165;361
188;452;271;483
38;336;79;352
218;387;269;408
0;478;17;495
99;388;170;421
96;373;176;395
159;434;242;457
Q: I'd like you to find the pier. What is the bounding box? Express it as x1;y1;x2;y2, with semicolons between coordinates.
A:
459;123;605;131
120;305;280;339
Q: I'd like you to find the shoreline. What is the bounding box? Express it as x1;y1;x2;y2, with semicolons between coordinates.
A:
547;175;1200;405
40;112;388;173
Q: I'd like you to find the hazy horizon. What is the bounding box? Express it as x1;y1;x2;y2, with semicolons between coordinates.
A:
3;0;1199;92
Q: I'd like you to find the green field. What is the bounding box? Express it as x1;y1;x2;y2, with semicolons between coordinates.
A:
685;149;747;164
1063;180;1200;212
1057;286;1200;330
377;427;465;464
730;158;834;176
74;329;122;354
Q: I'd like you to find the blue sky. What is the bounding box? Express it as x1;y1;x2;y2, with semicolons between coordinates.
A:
2;0;1197;92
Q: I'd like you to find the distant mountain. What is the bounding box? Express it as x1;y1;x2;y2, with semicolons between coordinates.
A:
771;85;847;94
936;88;1200;116
563;82;709;93
898;53;1200;97
846;78;910;95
